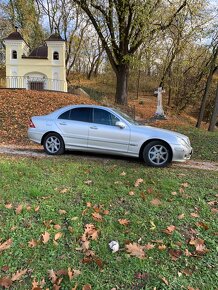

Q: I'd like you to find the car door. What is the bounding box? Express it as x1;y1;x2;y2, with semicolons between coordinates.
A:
88;108;130;153
56;107;92;148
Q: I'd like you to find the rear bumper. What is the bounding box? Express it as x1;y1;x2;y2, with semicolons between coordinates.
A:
28;129;44;144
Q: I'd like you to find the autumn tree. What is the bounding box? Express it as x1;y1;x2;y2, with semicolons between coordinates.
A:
73;0;188;105
3;0;44;49
35;0;93;79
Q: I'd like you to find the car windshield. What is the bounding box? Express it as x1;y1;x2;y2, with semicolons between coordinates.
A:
112;108;139;125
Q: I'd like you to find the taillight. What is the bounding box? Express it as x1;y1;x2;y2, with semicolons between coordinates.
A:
29;119;35;128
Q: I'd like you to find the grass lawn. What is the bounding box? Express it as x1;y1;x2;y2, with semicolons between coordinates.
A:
0;155;217;289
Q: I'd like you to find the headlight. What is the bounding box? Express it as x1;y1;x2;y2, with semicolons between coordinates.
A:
178;137;190;147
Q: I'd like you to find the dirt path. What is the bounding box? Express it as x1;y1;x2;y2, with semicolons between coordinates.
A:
0;144;218;171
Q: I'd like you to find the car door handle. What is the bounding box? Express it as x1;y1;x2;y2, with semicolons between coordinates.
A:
59;122;66;125
90;126;98;130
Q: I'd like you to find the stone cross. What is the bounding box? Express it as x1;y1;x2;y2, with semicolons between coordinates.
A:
154;87;165;117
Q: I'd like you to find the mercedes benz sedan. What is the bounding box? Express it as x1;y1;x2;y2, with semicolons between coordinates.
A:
28;105;192;167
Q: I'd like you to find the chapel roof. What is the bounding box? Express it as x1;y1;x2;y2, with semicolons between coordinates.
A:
46;33;65;42
27;45;48;58
4;31;25;41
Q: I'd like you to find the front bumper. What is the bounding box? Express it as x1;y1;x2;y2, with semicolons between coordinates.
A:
172;144;193;162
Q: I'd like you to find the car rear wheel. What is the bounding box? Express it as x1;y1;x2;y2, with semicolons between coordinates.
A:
142;141;171;167
43;133;65;155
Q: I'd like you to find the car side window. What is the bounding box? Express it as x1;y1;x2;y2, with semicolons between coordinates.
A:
70;108;92;122
93;108;119;126
58;110;70;120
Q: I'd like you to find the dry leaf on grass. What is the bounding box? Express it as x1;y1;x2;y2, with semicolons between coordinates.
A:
5;203;13;209
28;239;38;248
0;239;12;252
54;232;63;241
42;232;50;244
11;269;27;281
92;212;103;222
144;243;155;250
15;204;23;214
82;284;92;290
150;198;162;206
58;209;66;215
118;219;130;226
134;178;144;187
0;277;12;288
126;242;145;259
163;225;176;235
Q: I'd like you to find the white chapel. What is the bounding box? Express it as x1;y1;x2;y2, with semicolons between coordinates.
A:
4;28;67;92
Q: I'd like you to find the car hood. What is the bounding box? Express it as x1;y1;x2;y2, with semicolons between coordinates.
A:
132;125;190;143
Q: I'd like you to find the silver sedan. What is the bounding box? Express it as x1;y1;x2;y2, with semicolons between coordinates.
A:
28;105;192;167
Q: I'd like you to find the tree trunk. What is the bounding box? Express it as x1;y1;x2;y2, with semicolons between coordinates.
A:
208;83;218;131
196;69;214;128
115;64;129;105
196;46;218;128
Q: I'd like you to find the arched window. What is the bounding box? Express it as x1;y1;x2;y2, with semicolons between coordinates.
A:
53;51;59;60
12;50;17;59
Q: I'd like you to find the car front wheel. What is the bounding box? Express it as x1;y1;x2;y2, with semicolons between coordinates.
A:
142;141;172;167
43;133;65;155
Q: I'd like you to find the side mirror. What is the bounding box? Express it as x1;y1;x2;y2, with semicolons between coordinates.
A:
115;121;126;129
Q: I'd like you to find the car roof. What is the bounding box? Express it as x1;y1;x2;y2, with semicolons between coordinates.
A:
51;104;114;115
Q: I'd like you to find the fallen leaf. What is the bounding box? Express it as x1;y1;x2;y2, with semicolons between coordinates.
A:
0;277;12;288
11;269;27;281
134;178;144;187
15;204;23;214
48;269;57;284
158;244;167;250
35;206;40;212
147;187;153;194
171;191;177;196
54;232;63;241
28;239;38;248
82;284;92;290
190;212;199;218
195;221;209;230
0;239;12;252
178;213;185;219
84;224;99;240
103;209;109;215
150;198;162;206
126;242;145;259
164;225;176;235
160;276;169;285
140;192;146;201
1;266;9;272
118;219;130;226
144;243;155;250
181;182;189;188
120;171;126;176
58;209;66;215
128;191;135;196
42;232;50;244
60;188;68;194
181;268;193;276
92;212;103;222
86;202;92;208
54;224;61;230
84;180;92;185
169;249;183;261
5;203;13;209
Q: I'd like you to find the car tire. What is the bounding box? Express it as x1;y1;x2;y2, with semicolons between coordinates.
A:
142;140;172;167
43;133;65;155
